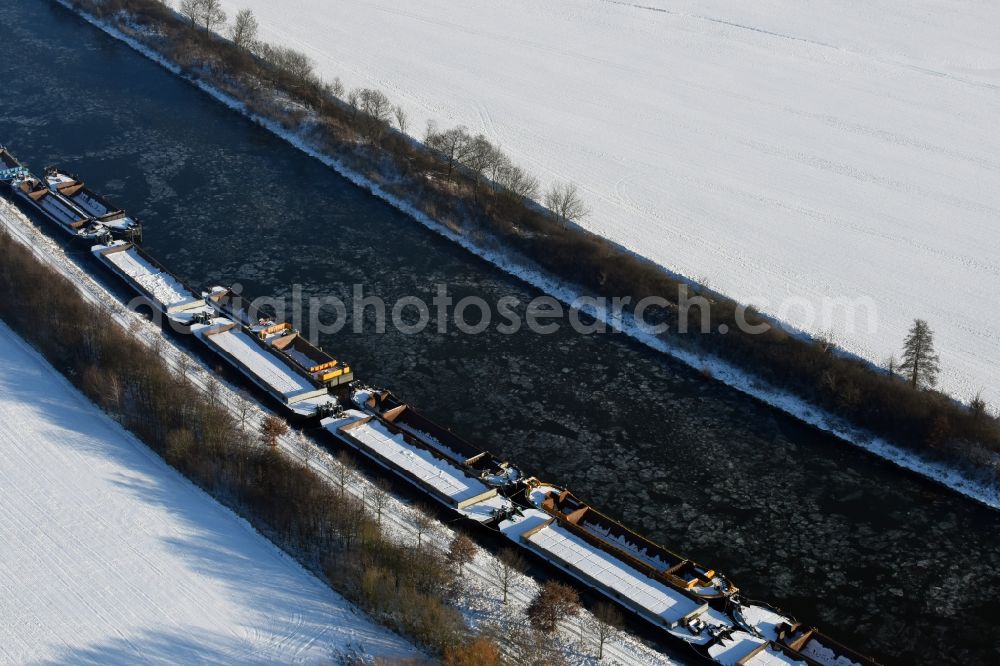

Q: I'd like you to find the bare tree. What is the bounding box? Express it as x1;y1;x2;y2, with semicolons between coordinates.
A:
970;391;988;420
179;0;225;31
229;8;258;51
166;428;195;468
176;352;192;380
486;150;511;193
233;390;252;434
201;0;227;31
394;105;409;134
489;547;526;604
498;161;540;202
901;318;940;389
426;125;473;179
447;533;477;575
256;44;316;89
816;329;837;354
367;479;392;527
334;450;356;497
590;601;623;661
545;181;590;224
203;376;221;408
179;0;202;25
424;119;439;143
330;77;345;99
884;354;898;377
527;581;580;633
461;134;499;199
279;49;315;87
413;504;435;547
442;637;501;666
259;415;288;448
346;88;361;120
354;88;394;142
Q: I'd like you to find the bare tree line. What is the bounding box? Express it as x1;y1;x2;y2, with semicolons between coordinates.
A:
179;0;226;31
160;3;589;224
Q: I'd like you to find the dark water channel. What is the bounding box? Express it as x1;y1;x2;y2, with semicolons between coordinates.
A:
2;3;998;663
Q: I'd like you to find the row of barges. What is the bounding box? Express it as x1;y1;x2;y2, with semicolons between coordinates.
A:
2;147;141;240
0;146;881;666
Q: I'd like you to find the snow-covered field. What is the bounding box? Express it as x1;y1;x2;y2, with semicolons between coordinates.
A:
0;321;417;664
218;0;1000;405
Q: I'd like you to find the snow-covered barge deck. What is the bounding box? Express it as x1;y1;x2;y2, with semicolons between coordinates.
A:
355;388;521;489
192;318;333;418
44;167;141;238
322;409;510;523
1;147;139;240
500;507;825;665
528;481;735;602
91;241;209;325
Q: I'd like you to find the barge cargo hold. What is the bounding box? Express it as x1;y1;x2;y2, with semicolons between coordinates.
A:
500;508;813;665
207;285;354;388
91;241;210;325
258;323;353;388
1;147;139;240
322;410;512;523
742;605;879;666
192;317;333;418
1;155;102;239
526;481;735;602
205;285;254;326
44;167;140;237
352;388;522;489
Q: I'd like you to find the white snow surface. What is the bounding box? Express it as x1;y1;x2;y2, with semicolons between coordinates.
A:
800;639;863;666
194;319;323;400
707;633;766;666
328;415;494;506
500;509;706;630
95;243;199;311
0;321;417;665
745;648;807;666
219;0;1000;405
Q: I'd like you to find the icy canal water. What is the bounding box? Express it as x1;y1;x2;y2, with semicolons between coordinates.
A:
2;2;998;664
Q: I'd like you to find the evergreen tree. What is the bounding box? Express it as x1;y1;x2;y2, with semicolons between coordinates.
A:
901;319;940;389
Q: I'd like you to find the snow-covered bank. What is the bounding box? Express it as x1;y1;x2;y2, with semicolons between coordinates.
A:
53;1;1000;512
218;0;1000;408
0;320;417;664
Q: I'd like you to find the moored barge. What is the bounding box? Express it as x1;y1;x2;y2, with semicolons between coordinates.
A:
191;316;336;419
321;408;513;523
91;240;211;326
44;166;141;239
254;320;354;389
353;387;522;490
1;147;139;239
208;285;354;386
524;479;735;602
